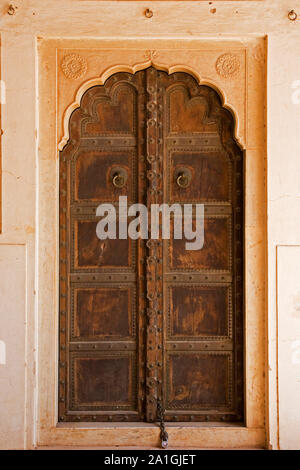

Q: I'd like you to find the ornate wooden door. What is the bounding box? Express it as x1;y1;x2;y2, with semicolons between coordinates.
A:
59;67;244;424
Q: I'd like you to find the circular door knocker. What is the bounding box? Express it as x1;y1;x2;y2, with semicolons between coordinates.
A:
175;168;192;189
111;167;127;188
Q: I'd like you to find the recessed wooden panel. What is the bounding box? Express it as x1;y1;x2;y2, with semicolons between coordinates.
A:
168;216;231;271
72;286;135;340
74;219;132;269
70;353;135;410
168;87;219;134
169;151;230;203
81;84;136;135
167;353;231;409
74;150;135;202
168;285;230;339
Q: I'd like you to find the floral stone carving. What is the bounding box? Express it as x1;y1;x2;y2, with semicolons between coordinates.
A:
216;53;240;78
61;54;87;79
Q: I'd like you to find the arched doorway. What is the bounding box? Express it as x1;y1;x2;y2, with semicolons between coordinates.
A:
58;67;244;426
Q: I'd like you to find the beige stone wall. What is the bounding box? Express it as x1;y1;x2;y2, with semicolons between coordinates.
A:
0;0;299;449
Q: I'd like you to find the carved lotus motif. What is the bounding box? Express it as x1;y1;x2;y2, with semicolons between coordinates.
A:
216;53;240;78
61;54;87;79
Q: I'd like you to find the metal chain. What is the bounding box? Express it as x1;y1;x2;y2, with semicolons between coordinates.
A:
157;398;169;449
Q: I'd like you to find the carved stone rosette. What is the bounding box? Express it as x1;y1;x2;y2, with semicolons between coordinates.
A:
216;53;240;78
61;54;88;79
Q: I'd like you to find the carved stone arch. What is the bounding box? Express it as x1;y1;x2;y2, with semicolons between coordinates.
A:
58;63;243;152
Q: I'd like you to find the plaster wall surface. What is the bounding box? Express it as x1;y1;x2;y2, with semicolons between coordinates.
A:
277;246;300;450
0;0;299;449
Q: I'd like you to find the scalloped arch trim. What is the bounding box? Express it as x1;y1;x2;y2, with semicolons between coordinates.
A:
58;61;242;151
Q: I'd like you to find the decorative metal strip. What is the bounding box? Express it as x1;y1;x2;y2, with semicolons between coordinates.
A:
70;273;136;283
166;134;222;147
78;136;136;148
58;152;68;421
70;205;140;216
163;272;232;283
165;341;233;351
145;67;163;422
69;342;136;351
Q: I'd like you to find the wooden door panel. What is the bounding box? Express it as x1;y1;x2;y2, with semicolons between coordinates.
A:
72;286;135;340
74;150;136;203
59;67;244;424
168;86;219;134
169;151;230;203
74;219;133;270
166;353;231;409
160;69;243;423
168;285;230;339
168;216;231;272
80;83;137;135
59;71;145;422
70;353;136;410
